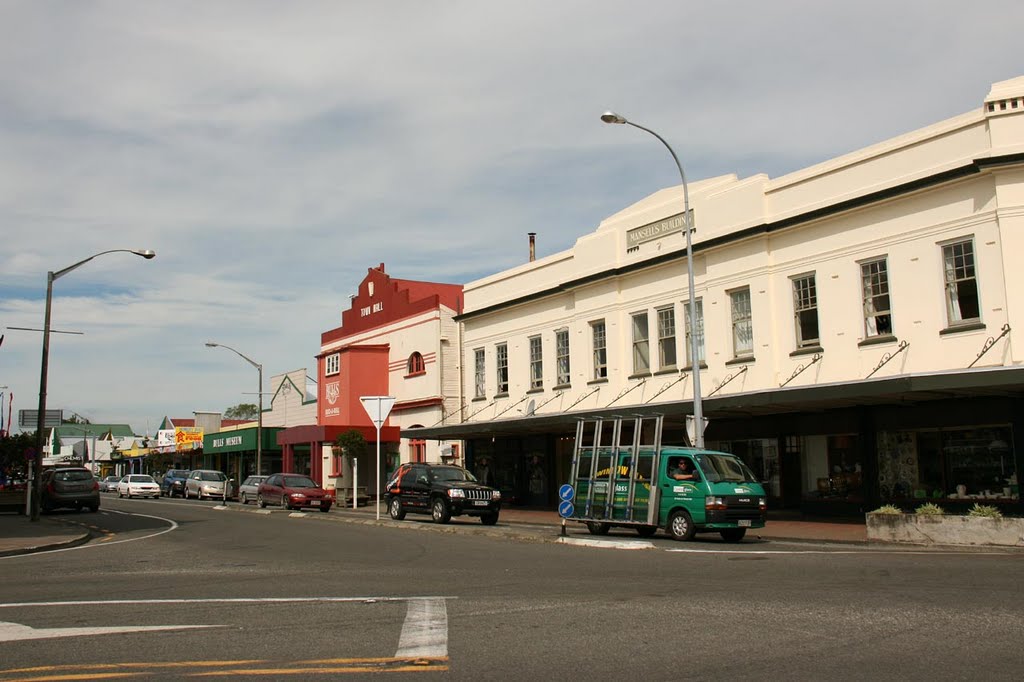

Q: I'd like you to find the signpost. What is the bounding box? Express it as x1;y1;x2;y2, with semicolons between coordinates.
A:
359;396;395;521
558;483;575;537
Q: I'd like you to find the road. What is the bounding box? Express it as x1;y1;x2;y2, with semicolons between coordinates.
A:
0;496;1021;681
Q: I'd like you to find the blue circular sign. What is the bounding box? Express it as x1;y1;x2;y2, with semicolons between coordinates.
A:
558;484;575;501
558;500;575;518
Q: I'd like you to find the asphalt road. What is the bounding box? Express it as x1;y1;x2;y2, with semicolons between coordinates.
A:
1;496;1021;681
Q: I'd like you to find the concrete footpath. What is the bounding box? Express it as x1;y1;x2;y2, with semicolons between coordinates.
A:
0;504;866;557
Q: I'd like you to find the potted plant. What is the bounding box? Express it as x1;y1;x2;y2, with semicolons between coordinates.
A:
866;502;1023;547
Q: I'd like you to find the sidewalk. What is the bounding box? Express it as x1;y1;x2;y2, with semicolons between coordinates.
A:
0;504;866;558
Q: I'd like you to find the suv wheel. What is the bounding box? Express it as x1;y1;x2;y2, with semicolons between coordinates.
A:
388;497;406;520
431;497;451;524
480;512;499;526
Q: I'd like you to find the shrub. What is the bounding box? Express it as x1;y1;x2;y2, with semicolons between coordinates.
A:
915;502;945;516
872;504;903;514
967;503;1003;519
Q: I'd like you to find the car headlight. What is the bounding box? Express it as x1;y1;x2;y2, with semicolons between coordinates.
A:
447;489;465;498
491;490;502;500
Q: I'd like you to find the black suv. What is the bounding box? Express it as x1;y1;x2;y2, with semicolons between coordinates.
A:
161;469;191;498
385;463;501;525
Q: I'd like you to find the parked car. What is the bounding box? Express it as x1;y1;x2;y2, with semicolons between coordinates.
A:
117;474;161;499
99;475;122;492
257;474;333;512
184;469;231;500
385;463;501;525
40;466;100;513
237;475;267;505
161;469;191;498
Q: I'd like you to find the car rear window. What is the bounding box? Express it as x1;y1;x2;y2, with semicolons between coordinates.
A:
55;470;93;482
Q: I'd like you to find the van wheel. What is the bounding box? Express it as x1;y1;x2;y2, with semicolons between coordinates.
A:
586;522;610;535
389;497;406;520
636;525;658;538
431;498;451;524
668;510;695;541
720;528;747;542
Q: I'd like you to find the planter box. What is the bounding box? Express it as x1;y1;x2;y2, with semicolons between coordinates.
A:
867;512;1024;547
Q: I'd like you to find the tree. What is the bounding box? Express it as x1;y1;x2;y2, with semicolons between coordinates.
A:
333;429;367;460
224;403;258;420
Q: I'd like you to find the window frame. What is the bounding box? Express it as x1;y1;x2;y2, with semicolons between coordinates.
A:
656;305;677;370
631;311;651;375
941;237;981;326
495;342;509;395
860;257;893;338
406;352;425;376
683;297;705;367
528;335;543;389
791;273;820;349
729;287;754;358
325;353;340;376
555;328;571;387
473;348;486;399
591;320;608;380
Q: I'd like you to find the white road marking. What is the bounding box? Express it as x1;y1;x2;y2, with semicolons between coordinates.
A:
0;621;220;642
0;596;454;609
557;538;655;550
395;597;448;658
0;510;178;561
666;547;1010;555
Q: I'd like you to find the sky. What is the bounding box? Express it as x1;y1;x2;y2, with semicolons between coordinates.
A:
1;0;1022;436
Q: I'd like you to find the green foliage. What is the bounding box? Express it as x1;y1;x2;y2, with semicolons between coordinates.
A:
0;431;35;479
224;403;259;420
967;503;1003;519
872;504;903;515
333;429;367;459
914;502;945;516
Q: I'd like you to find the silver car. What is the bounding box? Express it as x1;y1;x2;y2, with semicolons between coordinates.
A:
237;475;267;505
183;469;231;500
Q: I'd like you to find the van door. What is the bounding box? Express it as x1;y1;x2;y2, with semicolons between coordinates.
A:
661;454;706;525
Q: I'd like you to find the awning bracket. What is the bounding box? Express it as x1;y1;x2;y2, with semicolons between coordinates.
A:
865;341;909;379
968;323;1011;368
707;365;748;397
644;372;689;404
781;353;822;387
606;378;647;407
564;386;601;412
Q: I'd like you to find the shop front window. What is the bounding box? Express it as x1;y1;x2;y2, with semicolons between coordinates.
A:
799;434;862;503
708;438;779;498
878;426;1016;503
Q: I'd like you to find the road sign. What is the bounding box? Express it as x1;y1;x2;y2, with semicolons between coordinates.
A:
558;500;574;518
359;396;396;426
558;483;574;502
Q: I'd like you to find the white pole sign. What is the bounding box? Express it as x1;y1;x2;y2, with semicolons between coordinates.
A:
360;396;395;520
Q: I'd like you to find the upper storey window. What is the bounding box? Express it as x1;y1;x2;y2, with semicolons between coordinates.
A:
407;352;425;376
942;239;981;326
325;353;340;376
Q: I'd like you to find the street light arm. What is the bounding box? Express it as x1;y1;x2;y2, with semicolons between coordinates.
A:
205;342;261;371
53;249;156;281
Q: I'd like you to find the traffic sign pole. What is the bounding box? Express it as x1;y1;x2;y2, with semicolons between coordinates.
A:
360;396;395;521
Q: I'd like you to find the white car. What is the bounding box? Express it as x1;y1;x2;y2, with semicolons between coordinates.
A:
184;469;232;500
117;474;161;499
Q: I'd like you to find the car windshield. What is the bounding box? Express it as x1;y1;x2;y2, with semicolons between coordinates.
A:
431;467;477;483
200;472;226;481
129;475;155;483
282;476;317;488
170;470;189;477
54;470;92;482
695;453;760;484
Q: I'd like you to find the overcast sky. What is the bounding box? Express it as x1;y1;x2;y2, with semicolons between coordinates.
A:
2;1;1022;436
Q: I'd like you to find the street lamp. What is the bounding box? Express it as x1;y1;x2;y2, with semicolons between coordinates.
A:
205;342;263;478
31;248;156;521
601;112;705;448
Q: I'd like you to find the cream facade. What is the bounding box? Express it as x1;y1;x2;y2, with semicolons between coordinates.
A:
412;76;1024;515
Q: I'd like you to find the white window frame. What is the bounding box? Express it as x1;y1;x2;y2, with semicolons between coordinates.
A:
860;257;893;338
474;348;486;399
792;273;820;348
591;320;607;380
555;329;570;386
529;335;543;389
631;311;650;374
729;288;754;358
325;353;340;376
942;238;981;325
495;342;509;394
656;306;677;370
684;298;705;366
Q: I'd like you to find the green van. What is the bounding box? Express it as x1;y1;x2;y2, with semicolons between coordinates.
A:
568;417;767;542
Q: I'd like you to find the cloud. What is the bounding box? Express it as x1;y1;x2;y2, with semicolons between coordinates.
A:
1;0;1022;432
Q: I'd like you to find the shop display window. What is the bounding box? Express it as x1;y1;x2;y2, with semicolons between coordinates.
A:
708;438;779;497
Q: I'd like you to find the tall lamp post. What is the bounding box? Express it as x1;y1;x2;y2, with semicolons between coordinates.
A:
31;248;156;521
601;112;705;448
205;342;263;477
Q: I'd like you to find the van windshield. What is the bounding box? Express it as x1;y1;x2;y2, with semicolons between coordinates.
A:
696;453;760;484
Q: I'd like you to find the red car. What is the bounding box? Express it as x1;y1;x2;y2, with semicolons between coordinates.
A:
257;473;333;512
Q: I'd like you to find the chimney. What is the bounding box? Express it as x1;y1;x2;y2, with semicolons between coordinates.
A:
528;232;536;262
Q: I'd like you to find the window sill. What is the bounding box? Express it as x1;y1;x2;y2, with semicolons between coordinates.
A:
628;371;652;380
553;383;571;391
653;368;679;376
587;378;609;386
939;321;986;336
682;362;708;371
725;355;755;366
471;397;488;403
404;370;426;379
526;387;544;395
858;334;898;348
790;345;823;358
494;392;509;399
